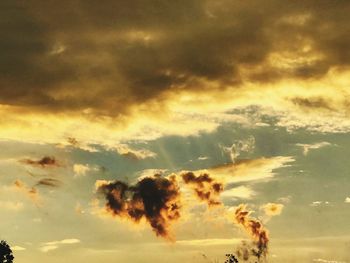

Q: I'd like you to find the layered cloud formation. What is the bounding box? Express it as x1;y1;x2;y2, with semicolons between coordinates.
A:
1;2;349;262
95;156;289;252
2;0;350;112
1;0;350;146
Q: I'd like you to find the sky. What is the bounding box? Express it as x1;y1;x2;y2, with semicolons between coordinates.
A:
1;1;350;262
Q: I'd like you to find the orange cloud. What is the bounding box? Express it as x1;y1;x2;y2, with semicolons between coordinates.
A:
181;171;223;206
233;204;269;261
261;202;284;216
14;180;39;204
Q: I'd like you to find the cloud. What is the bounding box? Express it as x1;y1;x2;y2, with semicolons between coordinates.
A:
181;171;223;206
0;1;350;146
44;239;81;246
221;186;255;200
2;0;350;115
261;203;284;216
33;218;42;223
57;137;99;152
40;239;80;253
49;42;66;55
12;176;61;206
40;245;58;253
11;246;26;251
75;202;85;214
179;157;293;206
277;196;292;204
35;178;62;188
14;180;39;204
20;156;60;168
220;136;255;163
310;201;330;207
111;144;157;160
204;156;294;184
233;204;269;261
73;164;91;177
0;201;24;211
136;169;168;180
96;175;181;240
344;197;350;203
313;259;347;263
93;163;288;245
296;142;332;155
291;97;334;111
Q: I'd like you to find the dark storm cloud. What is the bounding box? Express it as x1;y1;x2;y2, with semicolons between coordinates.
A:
2;0;350;114
0;1;77;108
96;175;181;239
20;156;60;168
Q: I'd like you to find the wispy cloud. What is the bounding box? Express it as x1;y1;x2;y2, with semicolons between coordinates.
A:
220;136;255;163
204;156;294;184
35;178;62;188
14;180;40;205
310;201;330;207
44;239;81;246
221;186;255;200
277;196;292;204
197;156;209;161
0;201;24;211
11;246;26;251
296;142;332;155
313;259;347;263
20;156;61;168
40;239;80;253
110;144;157;160
40;245;58;253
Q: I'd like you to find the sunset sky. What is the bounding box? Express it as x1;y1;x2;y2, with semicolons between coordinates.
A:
1;1;350;262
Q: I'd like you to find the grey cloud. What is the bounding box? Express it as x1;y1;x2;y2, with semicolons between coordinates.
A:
20;156;60;168
35;178;63;188
1;0;350;115
291;97;334;111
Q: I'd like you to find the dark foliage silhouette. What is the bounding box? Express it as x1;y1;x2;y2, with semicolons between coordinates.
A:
225;254;238;263
0;240;14;263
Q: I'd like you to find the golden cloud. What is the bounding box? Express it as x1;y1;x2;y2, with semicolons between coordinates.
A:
261;202;284;217
0;1;350;146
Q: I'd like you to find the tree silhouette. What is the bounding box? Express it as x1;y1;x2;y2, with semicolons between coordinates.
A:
225;254;238;263
0;240;14;263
